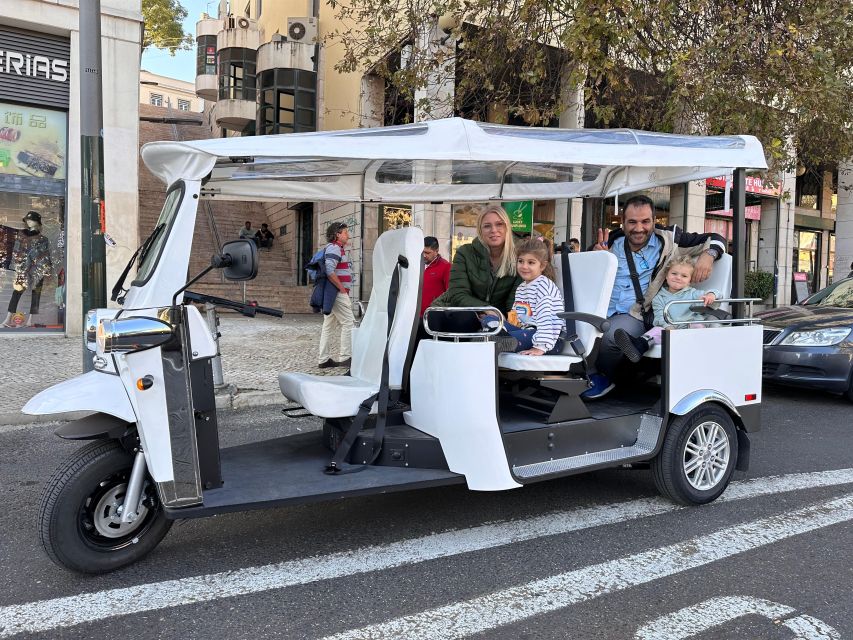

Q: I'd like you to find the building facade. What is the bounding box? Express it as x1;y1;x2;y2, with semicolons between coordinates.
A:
192;4;845;309
140;69;203;112
1;0;142;336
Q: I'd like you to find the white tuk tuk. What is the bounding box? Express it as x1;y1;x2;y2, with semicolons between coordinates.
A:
25;119;766;573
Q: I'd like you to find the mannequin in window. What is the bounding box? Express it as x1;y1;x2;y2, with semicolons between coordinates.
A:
3;211;52;328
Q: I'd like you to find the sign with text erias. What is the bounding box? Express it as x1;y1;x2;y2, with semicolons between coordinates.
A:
706;175;780;197
504;201;534;233
0;102;67;182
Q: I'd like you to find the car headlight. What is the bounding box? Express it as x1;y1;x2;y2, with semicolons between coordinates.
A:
96;316;175;354
779;328;851;346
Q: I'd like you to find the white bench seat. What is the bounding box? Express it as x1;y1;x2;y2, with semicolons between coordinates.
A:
278;374;379;418
498;250;617;373
278;227;423;418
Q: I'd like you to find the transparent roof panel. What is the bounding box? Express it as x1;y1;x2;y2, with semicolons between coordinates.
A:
478;123;746;149
505;162;602;184
478;124;637;145
229;159;355;180
334;123;429;138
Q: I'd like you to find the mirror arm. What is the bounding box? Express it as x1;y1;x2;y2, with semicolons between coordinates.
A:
170;264;217;321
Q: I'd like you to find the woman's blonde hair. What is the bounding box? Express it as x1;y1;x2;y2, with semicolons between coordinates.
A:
476;204;516;278
515;237;556;282
665;255;696;274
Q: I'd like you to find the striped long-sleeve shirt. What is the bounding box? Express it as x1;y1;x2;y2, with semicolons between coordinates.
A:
511;275;565;351
323;241;352;293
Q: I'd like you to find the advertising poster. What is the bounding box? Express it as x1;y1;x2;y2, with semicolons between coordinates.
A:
0;102;67;191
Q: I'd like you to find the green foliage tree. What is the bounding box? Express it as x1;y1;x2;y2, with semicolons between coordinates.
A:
142;0;193;55
329;0;853;170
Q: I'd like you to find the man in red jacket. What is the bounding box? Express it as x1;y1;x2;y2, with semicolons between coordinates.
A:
421;236;450;316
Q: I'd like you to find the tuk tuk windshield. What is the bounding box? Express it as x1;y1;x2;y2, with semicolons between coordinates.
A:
132;182;184;286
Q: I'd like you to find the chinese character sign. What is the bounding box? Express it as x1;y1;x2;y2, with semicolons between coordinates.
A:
0;102;66;181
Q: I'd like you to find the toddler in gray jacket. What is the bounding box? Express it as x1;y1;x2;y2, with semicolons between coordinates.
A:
616;255;721;362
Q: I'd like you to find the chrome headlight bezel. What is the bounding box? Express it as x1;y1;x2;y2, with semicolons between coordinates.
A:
96;316;175;354
779;327;851;347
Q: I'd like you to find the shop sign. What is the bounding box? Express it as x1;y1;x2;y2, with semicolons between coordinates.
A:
705;205;762;221
0;102;66;183
0;27;70;109
706;175;780;197
504;200;533;233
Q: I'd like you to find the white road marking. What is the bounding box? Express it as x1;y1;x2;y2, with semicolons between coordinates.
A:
323;493;853;640
635;596;840;639
1;468;852;638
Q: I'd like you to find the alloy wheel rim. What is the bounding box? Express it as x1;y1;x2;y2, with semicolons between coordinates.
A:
682;420;730;490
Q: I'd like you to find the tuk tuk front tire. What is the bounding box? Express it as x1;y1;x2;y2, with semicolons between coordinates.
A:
38;440;172;574
651;405;738;506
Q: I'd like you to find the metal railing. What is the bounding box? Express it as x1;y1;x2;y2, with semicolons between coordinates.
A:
662;297;762;327
422;306;505;341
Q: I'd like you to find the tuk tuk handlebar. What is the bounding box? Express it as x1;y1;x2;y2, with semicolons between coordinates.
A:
183;290;283;318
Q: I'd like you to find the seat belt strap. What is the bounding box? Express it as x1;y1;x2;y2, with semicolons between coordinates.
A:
560;242;576;337
325;256;406;474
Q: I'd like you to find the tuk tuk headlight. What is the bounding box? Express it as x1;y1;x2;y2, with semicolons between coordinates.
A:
97;316;175;354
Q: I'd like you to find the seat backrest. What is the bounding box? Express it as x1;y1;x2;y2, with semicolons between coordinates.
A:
698;252;732;310
552;250;618;355
350;227;423;388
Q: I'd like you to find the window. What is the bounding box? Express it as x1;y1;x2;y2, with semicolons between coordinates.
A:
149;93;163;106
256;68;316;135
196;35;217;76
177;99;191;112
218;48;256;101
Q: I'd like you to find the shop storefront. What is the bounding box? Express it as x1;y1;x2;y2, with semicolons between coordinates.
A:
0;26;69;332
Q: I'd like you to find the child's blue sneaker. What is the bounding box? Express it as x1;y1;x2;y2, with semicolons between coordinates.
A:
581;373;614;400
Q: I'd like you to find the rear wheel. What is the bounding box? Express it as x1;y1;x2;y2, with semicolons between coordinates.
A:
38;440;172;574
651;404;738;505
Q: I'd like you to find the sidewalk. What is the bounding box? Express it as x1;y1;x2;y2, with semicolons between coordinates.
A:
0;314;341;425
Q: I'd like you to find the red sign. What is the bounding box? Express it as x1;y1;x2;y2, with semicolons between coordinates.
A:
706;205;762;221
793;272;808;282
706;176;780;197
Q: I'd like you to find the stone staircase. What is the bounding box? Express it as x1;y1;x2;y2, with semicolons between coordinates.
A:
138;103;312;313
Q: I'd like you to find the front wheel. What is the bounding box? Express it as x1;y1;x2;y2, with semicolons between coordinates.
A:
651;404;738;506
38;440;172;573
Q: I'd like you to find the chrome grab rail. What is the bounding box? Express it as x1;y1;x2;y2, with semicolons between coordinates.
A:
662;297;762;327
423;306;505;341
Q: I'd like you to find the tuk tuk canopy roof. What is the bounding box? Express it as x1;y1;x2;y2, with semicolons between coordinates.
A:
141;118;768;203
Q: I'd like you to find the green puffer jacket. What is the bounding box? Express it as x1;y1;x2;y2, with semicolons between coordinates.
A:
430;238;521;312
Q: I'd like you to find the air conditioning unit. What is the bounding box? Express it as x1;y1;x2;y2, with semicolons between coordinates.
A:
287;17;318;43
237;16;250;29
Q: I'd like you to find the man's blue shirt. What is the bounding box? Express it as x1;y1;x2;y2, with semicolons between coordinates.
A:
607;233;662;317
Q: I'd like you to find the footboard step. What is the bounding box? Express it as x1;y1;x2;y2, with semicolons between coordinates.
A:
513;414;663;478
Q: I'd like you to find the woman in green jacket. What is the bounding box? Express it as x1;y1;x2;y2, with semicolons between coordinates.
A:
428;205;521;333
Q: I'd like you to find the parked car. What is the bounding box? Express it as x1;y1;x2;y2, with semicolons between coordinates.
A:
758;277;853;400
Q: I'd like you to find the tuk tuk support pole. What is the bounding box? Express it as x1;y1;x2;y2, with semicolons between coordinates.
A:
731;168;747;318
204;302;226;387
79;0;107;370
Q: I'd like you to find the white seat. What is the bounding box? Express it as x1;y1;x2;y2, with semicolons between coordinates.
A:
279;227;423;417
498;250;617;372
645;252;732;358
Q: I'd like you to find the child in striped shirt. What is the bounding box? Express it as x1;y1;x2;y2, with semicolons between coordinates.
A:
482;237;565;355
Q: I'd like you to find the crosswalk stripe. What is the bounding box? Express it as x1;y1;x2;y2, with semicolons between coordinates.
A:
1;468;852;638
324;492;853;640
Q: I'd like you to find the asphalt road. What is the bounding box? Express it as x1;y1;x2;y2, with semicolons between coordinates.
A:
1;385;852;639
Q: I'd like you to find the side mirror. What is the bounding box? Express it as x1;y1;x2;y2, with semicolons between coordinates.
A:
213;240;258;281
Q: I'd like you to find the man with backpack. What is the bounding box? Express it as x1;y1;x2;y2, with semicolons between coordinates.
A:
313;221;355;369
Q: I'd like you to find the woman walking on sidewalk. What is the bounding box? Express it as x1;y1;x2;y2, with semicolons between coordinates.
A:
317;222;355;369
